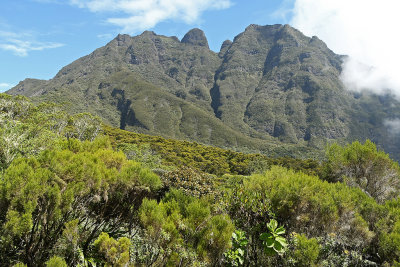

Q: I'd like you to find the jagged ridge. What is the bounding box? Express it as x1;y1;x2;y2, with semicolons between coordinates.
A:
8;24;400;160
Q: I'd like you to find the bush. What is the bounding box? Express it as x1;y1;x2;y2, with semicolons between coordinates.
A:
0;137;161;266
45;256;68;267
247;166;375;243
322;140;400;203
160;166;216;197
223;166;381;265
138;189;234;266
291;234;319;267
93;232;131;267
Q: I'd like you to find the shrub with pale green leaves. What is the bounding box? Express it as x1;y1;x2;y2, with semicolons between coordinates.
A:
322;140;400;203
94;232;131;267
291;234;319;266
0;137;161;266
45;256;68;267
138;189;234;266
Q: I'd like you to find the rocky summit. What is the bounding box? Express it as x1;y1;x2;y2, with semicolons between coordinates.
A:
181;28;210;48
8;24;400;159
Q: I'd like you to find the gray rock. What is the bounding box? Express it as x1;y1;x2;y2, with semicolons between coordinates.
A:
219;40;232;57
181;28;209;48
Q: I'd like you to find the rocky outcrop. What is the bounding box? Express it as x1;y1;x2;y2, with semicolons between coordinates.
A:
181;28;209;48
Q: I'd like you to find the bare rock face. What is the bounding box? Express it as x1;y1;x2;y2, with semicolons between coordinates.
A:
219;40;232;57
181;28;209;48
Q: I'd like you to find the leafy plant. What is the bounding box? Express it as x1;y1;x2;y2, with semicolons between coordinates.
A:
260;219;288;256
224;230;248;266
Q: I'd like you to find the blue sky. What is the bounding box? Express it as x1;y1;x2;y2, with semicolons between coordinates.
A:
0;0;293;92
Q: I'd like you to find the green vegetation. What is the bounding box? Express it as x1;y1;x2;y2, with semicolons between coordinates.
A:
2;94;400;266
0;94;101;171
45;256;68;267
224;230;248;266
290;234;320;267
0;137;162;265
105;125;321;177
93;233;131;267
8;24;400;162
260;219;288;256
322;140;400;203
138;189;233;266
0;27;388;161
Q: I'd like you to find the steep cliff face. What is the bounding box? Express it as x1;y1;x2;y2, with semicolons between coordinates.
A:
8;24;400;159
212;24;351;146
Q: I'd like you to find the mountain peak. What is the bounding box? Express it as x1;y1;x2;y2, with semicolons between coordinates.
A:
220;40;232;50
181;28;209;48
219;40;232;57
140;30;156;36
113;34;132;47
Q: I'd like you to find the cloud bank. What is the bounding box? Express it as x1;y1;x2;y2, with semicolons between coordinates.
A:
70;0;232;33
290;0;400;95
0;31;64;57
384;119;400;135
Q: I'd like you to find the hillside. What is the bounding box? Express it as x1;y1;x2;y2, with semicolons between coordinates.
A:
8;24;400;160
2;93;400;266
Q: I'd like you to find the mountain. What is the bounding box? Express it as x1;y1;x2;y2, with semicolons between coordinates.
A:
8;24;400;160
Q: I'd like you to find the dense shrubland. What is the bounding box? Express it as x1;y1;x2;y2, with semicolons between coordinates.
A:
0;94;101;171
104;125;321;177
2;94;400;266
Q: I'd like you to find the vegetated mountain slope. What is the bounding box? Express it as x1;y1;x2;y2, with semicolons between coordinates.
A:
8;24;400;160
7;31;255;150
211;24;347;143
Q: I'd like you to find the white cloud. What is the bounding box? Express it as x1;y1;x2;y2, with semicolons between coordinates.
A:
0;83;14;92
0;83;12;88
271;0;295;22
0;31;64;57
70;0;232;33
290;0;400;95
97;33;113;39
384;119;400;135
